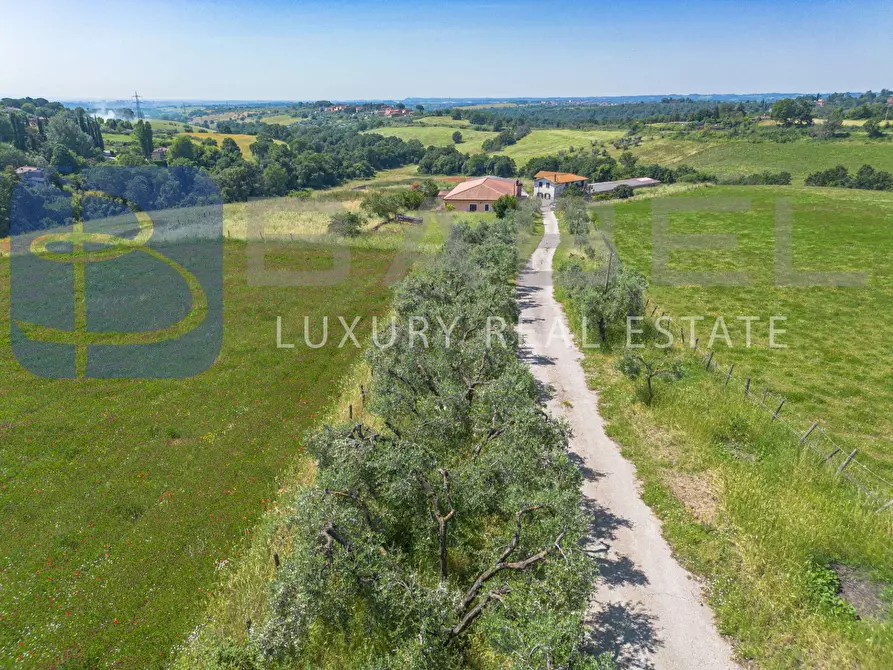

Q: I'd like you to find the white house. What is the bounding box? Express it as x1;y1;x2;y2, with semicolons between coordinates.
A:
533;171;588;199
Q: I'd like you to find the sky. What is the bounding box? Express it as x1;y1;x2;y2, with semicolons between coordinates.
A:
1;0;891;101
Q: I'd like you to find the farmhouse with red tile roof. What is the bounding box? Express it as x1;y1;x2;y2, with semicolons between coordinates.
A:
533;171;588;199
441;176;526;212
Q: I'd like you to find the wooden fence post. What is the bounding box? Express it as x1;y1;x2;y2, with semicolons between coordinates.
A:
771;398;785;421
800;422;818;445
349;404;353;420
744;378;751;395
694;337;699;349
705;351;714;370
724;364;734;387
274;552;280;568
837;449;858;474
680;328;685;345
822;447;841;463
761;388;769;406
360;384;366;407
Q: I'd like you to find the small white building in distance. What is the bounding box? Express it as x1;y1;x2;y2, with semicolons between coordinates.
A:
533;171;588;199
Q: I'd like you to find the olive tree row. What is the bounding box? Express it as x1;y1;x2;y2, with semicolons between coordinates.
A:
256;219;609;668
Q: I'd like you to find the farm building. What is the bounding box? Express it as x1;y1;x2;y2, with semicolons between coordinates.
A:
441;176;526;212
533;171;588;199
151;147;169;162
587;176;661;195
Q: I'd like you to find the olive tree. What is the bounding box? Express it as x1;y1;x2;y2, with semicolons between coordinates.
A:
255;219;602;668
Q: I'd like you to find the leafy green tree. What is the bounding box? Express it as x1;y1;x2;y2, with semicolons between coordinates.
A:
452;130;463;144
421;178;440;198
864;119;884;139
132;121;154;159
115;152;146;167
168;135;196;163
612;184;634;199
619;151;638;174
361;191;403;222
493;194;518;218
327;210;365;237
50;144;79;174
556;258;647;345
263;163;289;196
46;114;94;156
398;188;425;210
770;98;814;127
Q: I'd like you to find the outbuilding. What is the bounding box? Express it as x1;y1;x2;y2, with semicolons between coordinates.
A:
587;176;661;195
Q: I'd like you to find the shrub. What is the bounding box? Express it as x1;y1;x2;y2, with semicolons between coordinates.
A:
327;210;365;237
493;194;518;218
612;184;634;199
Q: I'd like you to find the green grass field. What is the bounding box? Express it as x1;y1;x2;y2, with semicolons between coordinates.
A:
555;187;893;666
362;124;496;150
594;185;893;471
0;205;418;666
499;128;626;164
102;132;136;145
631;137;893;183
259;114;302;125
184;132;260;157
146;120;192;133
414;117;471;128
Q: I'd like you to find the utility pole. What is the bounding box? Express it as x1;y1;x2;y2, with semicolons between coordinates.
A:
133;91;144;121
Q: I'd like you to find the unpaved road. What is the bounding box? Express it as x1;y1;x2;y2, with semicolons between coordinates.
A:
517;207;737;669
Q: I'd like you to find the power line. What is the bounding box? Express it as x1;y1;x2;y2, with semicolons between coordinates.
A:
133;91;144;121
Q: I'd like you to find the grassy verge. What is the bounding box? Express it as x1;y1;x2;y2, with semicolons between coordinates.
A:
553;192;893;667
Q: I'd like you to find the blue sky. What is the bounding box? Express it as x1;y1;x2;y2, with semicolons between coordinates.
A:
1;0;891;101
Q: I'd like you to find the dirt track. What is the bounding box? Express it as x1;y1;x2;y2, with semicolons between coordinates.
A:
516;206;737;669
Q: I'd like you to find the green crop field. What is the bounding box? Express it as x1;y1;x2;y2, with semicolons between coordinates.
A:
362;124;496;150
594;185;893;472
631;138;893;183
0;202;425;666
499;128;626;164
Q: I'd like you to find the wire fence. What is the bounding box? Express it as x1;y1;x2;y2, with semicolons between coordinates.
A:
643;294;893;514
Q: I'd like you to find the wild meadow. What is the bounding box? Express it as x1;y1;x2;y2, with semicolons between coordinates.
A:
0;200;435;666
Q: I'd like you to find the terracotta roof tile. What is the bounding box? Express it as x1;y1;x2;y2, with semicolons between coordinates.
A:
534;171;588;184
442;176;519;202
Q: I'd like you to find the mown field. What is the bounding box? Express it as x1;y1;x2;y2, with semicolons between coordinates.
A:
556;186;893;666
258;114;301;125
363;124;497;149
631;137;893;183
0;199;439;667
499;128;626;164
